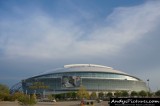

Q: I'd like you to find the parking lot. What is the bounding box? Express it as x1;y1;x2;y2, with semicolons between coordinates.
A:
0;101;109;106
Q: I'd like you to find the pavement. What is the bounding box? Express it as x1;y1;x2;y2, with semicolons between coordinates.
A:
0;101;109;106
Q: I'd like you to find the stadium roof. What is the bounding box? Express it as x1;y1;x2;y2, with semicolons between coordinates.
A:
26;64;142;81
43;64;128;75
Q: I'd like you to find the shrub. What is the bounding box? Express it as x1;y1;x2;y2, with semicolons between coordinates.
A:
18;94;37;106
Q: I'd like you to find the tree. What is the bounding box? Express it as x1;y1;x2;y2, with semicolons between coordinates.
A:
147;92;153;97
0;84;10;101
30;94;37;105
121;91;129;97
139;90;147;97
106;92;113;98
18;94;37;106
98;92;104;99
66;92;72;99
130;91;138;97
55;94;61;100
77;86;89;99
13;92;25;101
90;92;97;100
114;91;122;97
0;84;9;94
71;92;77;99
48;94;54;101
155;90;160;97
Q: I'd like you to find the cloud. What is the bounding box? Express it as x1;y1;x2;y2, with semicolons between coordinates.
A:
90;1;160;52
1;1;160;91
1;1;160;60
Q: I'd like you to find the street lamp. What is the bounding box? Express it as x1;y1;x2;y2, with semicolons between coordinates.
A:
147;79;150;92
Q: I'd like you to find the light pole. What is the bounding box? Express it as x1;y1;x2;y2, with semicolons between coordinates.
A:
25;90;27;95
147;79;150;92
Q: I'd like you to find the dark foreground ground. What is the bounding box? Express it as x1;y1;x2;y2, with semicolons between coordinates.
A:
0;101;109;106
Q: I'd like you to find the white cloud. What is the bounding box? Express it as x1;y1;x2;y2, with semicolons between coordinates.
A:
1;1;160;59
90;1;160;51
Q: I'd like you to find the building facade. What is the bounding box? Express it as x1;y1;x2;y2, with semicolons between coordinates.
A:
22;64;148;95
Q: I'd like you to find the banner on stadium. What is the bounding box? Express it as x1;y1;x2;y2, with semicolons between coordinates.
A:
61;76;81;88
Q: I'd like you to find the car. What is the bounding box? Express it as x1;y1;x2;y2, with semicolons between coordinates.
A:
80;100;95;106
97;99;102;103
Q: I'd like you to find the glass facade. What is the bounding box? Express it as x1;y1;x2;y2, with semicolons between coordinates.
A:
32;72;139;80
22;72;148;94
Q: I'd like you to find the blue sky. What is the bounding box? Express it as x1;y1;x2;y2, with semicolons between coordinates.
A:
0;0;160;91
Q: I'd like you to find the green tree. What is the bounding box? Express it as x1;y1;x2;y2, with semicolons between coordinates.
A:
139;90;147;97
121;91;129;97
12;92;24;101
90;92;97;100
28;95;36;105
130;91;138;97
66;92;72;98
106;92;113;98
0;84;9;94
155;90;160;97
55;94;61;100
71;92;77;99
147;92;153;97
98;92;104;99
114;91;122;97
18;94;37;106
77;86;89;99
0;84;10;101
48;94;54;101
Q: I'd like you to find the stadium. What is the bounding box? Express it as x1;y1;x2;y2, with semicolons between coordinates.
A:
20;64;148;95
